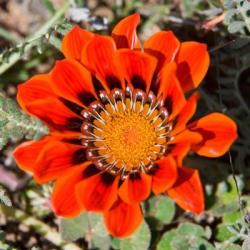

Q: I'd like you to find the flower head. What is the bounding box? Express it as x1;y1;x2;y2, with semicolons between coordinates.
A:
13;13;237;237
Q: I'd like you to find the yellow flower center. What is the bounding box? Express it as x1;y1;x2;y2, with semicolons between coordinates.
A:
81;87;172;179
101;110;158;170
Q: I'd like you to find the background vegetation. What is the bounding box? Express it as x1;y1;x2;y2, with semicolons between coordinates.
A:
1;0;250;249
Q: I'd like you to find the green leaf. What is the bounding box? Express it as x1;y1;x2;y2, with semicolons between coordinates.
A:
0;95;48;149
171;236;215;250
242;238;250;250
60;213;89;241
157;223;214;250
218;242;242;250
223;211;242;223
224;9;239;24
227;244;242;250
177;222;205;238
0;185;12;207
60;212;111;249
157;230;177;250
210;177;242;216
215;224;234;242
111;237;121;250
243;0;250;11
118;220;151;250
228;21;245;33
147;196;175;227
42;0;56;14
87;213;111;250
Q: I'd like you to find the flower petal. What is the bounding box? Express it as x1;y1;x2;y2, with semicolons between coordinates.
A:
13;136;87;184
50;59;97;107
158;63;186;120
169;143;190;166
51;164;89;217
61;25;94;60
13;136;52;172
25;98;82;132
17;74;55;113
103;199;143;237
172;92;199;135
176;42;210;92
119;173;151;204
170;130;202;145
111;13;141;49
189;112;238;157
118;49;157;92
17;74;82;132
82;35;124;90
76;172;119;212
151;156;177;194
144;31;180;73
168;167;204;214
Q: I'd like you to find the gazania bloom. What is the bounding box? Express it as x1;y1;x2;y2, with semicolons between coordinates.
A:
14;14;237;237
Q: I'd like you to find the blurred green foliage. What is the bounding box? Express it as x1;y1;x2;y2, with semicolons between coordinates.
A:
0;0;250;249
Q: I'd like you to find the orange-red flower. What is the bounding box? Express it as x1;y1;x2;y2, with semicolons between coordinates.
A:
13;13;237;237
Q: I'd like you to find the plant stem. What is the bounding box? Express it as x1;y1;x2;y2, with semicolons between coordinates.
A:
0;1;70;75
0;27;22;44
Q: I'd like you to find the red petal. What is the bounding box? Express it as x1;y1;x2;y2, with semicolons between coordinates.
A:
118;49;157;92
158;63;186;120
17;74;82;132
17;74;55;113
13;136;87;183
103;199;143;237
51;59;97;107
144;31;180;73
13;136;52;172
172;92;199;135
112;13;141;49
52;164;89;217
25;98;82;132
76;173;119;212
82;35;124;90
61;25;94;60
176;42;210;92
168;167;204;214
151;156;177;194
189;112;238;157
169;130;202;145
169;143;190;166
119;173;151;204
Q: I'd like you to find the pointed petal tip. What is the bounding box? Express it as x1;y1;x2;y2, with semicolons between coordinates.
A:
112;13;141;49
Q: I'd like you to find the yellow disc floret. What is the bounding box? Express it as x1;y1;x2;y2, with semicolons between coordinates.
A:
101;109;158;170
